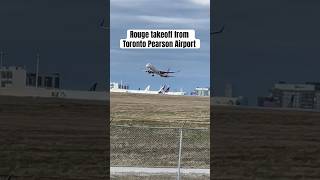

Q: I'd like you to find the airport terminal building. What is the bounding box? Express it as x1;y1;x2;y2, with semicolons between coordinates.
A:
0;66;60;89
258;82;320;110
0;66;106;101
191;87;210;96
211;84;248;106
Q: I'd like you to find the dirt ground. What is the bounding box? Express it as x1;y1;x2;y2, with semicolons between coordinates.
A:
212;106;320;180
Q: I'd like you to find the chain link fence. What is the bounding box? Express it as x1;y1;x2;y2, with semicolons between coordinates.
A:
110;125;210;178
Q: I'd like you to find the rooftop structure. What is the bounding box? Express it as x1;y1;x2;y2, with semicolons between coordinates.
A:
191;87;210;96
258;82;320;110
0;66;60;89
0;65;106;101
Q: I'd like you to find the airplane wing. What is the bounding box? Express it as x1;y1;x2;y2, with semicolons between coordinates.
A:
159;70;180;74
160;74;175;77
212;25;225;35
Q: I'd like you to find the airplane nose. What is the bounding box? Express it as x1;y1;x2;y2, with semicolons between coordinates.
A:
146;63;151;68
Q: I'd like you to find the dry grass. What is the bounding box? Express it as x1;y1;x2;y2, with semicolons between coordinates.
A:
110;93;210;128
212;106;320;179
110;93;210;179
0;93;210;179
2;93;318;179
111;126;209;168
0;96;108;179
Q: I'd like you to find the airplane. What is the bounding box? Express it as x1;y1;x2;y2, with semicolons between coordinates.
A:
143;84;170;94
145;63;179;77
158;84;170;94
99;18;108;29
211;25;225;35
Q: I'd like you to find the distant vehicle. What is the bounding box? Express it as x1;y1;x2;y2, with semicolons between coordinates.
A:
145;63;179;77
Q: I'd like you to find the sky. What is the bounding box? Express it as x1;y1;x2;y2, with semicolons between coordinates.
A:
110;0;210;93
0;0;107;91
213;0;320;105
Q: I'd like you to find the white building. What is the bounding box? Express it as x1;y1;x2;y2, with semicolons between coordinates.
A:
193;87;210;96
258;82;320;110
0;66;60;89
211;84;247;106
0;66;106;101
0;66;26;88
110;82;129;91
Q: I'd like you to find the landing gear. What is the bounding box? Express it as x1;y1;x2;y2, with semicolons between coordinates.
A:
152;74;154;77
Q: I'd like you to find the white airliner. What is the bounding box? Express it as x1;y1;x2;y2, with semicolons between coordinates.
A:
145;63;179;77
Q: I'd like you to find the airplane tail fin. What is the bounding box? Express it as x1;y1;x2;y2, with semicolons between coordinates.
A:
100;19;105;27
145;85;150;91
158;85;170;94
89;83;98;91
100;18;108;29
165;86;170;92
158;85;165;94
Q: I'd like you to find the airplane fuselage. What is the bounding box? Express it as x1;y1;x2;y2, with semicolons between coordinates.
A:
145;63;176;77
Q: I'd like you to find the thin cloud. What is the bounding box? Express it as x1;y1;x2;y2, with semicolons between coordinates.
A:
136;15;208;25
189;0;210;6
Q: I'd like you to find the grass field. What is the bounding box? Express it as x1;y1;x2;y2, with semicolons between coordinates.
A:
4;93;320;179
212;106;320;179
0;93;210;179
0;94;320;180
110;92;210;128
0;96;108;179
110;93;210;179
5;93;320;179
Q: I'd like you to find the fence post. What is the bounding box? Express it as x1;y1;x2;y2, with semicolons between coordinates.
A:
177;128;183;180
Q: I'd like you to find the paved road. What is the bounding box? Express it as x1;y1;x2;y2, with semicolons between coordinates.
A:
110;166;210;175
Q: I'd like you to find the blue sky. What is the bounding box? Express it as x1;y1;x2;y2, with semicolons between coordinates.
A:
110;0;209;93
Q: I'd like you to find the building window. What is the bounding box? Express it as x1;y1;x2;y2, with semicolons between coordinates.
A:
1;80;12;87
1;71;12;79
1;72;5;78
26;73;35;86
44;76;53;88
54;77;60;88
38;76;42;87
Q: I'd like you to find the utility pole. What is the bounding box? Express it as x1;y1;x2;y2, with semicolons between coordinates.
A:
210;25;225;98
36;53;40;88
177;121;188;180
177;128;183;180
